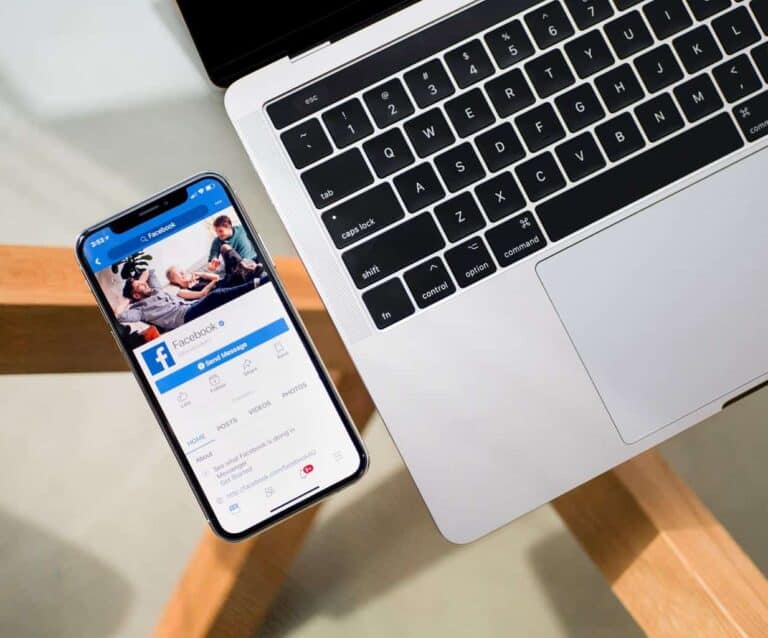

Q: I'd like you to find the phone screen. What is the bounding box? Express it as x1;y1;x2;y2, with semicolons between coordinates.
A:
80;176;365;537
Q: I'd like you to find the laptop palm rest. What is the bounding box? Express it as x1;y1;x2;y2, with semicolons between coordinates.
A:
536;149;768;444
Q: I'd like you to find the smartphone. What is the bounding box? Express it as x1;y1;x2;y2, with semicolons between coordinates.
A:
76;173;367;540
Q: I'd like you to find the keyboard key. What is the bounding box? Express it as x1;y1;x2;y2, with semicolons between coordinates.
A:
685;0;730;20
733;89;768;141
404;109;455;157
596;113;646;161
435;143;486;192
445;39;495;88
301;148;373;208
444;237;497;288
362;278;415;329
525;50;576;98
322;99;374;149
485;213;547;267
713;54;762;101
485;69;536;117
595;63;646;112
614;0;645;9
475;123;526;171
525;1;575;48
753;42;768;81
484;20;535;68
635;93;685;141
515;152;567;201
363;79;415;128
643;0;693;39
605;11;654;59
403;257;456;308
565;30;615;78
537;113;743;241
555;83;606;131
321;184;405;249
712;7;760;54
445;89;496;137
342;213;445;288
673;26;724;73
393;163;445;212
555;132;607;180
475;172;527;220
281;119;332;169
515;103;566;152
635;44;684;92
404;59;455;108
673;74;724;121
435;192;487;242
564;0;615;29
752;0;768;35
363;128;414;178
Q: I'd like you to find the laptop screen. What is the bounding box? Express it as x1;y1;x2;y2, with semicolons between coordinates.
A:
177;0;421;87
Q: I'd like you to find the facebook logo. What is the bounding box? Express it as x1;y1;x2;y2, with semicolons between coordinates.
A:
141;342;176;375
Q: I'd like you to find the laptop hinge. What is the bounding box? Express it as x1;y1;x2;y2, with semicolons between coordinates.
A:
290;41;332;62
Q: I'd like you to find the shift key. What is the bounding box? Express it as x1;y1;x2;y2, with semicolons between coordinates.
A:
733;91;768;141
301;148;373;208
342;213;445;288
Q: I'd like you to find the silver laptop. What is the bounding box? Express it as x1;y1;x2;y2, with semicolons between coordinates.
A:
183;0;768;542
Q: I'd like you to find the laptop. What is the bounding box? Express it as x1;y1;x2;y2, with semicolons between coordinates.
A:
179;0;768;543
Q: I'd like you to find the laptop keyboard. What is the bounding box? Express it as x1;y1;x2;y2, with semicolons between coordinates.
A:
267;0;768;330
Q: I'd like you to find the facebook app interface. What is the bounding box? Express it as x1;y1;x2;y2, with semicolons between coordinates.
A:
84;179;361;533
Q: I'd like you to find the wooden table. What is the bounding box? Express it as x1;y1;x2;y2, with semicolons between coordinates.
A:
2;244;767;637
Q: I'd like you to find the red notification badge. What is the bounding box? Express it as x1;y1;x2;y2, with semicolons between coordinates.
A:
301;464;314;477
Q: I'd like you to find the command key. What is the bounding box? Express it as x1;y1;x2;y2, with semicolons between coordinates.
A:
734;91;768;142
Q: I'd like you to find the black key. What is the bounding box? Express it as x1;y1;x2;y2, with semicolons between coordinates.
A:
537;113;743;241
713;7;761;54
525;50;576;98
445;39;495;88
322;99;374;149
614;0;645;9
485;213;547;267
713;54;762;101
363;129;414;178
753;42;768;81
363;79;415;128
565;30;615;78
435;143;486;192
635;44;685;93
564;0;615;29
525;1;575;48
475;172;527;221
555;83;606;132
484;20;536;68
444;237;497;288
515;152;567;201
281;119;332;169
673;74;724;121
322;184;405;249
475;123;526;172
444;89;496;138
596;113;646;161
302;148;373;208
605;11;654;59
403;257;456;309
635;93;685;141
485;69;537;117
555;132;607;180
393;163;445;212
733;89;768;140
362;279;414;329
404;60;455;108
404;109;455;158
673;26;724;73
643;0;693;39
685;0;730;20
435;192;487;242
753;0;768;34
595;63;646;112
342;213;445;288
515;103;566;152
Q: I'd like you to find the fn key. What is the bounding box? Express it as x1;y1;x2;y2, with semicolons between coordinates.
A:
362;279;414;329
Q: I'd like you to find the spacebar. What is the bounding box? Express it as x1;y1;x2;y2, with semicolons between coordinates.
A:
536;114;744;242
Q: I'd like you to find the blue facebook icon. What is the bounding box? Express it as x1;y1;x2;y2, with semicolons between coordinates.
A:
141;342;176;375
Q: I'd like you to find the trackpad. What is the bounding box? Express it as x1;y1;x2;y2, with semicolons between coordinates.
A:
537;150;768;443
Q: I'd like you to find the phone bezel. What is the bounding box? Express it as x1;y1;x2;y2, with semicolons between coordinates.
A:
75;172;368;541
